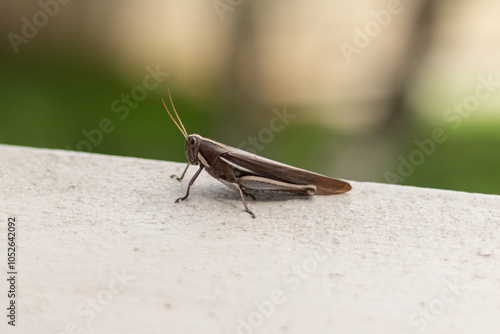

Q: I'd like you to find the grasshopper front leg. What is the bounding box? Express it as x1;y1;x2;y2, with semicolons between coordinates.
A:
171;163;190;181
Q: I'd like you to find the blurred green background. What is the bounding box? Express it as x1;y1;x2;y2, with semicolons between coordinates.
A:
1;1;499;195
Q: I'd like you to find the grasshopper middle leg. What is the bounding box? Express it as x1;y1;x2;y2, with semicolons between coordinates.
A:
175;165;204;203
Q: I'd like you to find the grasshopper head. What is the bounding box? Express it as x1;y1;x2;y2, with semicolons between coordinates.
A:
185;134;202;165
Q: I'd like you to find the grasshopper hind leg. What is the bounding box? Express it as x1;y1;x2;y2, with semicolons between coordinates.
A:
218;179;256;218
236;186;256;219
241;188;256;200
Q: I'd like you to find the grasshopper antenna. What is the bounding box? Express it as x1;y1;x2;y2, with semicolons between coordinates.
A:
162;91;187;139
168;89;188;137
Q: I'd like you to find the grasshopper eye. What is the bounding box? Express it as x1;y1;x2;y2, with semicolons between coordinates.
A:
189;137;196;146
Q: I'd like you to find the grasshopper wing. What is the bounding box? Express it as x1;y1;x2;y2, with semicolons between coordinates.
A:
221;147;351;195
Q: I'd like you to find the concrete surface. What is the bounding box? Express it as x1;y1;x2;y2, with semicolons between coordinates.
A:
1;144;499;334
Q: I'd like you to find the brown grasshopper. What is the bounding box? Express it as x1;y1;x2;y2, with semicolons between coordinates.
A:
162;92;351;218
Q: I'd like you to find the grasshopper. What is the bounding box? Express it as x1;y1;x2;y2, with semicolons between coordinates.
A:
162;92;351;218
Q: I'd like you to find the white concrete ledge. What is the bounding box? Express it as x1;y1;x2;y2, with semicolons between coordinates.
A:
1;144;499;334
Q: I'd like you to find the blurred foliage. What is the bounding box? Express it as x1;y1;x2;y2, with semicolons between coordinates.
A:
1;57;499;195
402;123;500;195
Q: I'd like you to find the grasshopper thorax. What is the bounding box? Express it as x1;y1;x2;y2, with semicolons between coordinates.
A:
185;134;203;165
